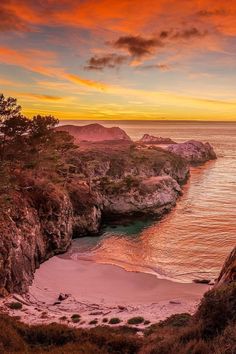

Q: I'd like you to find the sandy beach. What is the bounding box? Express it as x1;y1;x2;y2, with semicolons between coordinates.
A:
1;256;209;329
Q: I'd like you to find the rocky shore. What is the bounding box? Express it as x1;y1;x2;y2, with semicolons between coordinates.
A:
167;140;217;164
0;125;218;296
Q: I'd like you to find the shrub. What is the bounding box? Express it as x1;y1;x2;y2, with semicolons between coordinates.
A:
109;318;122;325
89;319;98;325
196;282;236;339
127;317;144;325
71;314;81;323
59;316;67;321
159;313;192;328
7;302;23;310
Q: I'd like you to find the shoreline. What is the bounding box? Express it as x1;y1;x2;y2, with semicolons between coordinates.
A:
1;256;209;329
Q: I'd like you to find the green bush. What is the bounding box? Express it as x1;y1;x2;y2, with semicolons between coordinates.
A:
127;316;144;325
109;318;122;325
7;302;23;310
71;314;81;323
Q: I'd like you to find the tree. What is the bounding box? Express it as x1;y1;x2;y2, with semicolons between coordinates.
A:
30;115;59;143
0;94;21;122
0;94;28;162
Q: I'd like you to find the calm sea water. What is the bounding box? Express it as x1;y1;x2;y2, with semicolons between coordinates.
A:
66;121;236;283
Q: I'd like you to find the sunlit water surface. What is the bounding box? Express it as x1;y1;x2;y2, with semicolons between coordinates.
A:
66;121;236;283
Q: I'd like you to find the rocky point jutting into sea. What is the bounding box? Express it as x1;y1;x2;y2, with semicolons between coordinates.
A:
0;123;217;295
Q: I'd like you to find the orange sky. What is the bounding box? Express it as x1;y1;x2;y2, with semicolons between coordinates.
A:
0;0;236;120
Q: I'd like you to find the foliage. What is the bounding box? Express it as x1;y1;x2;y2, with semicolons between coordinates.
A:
109;318;122;325
127;316;144;325
7;302;23;310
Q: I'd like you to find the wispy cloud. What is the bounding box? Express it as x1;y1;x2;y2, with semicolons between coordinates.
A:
138;63;170;71
113;35;163;58
65;74;108;90
85;54;128;70
18;93;64;101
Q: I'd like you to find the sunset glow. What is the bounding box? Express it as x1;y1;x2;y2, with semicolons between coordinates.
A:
1;0;236;120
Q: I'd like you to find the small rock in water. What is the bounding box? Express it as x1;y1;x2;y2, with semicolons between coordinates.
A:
58;293;69;301
118;305;127;311
193;279;211;284
53;301;61;306
169;300;181;305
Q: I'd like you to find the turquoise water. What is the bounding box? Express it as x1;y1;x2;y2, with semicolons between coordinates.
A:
67;121;236;283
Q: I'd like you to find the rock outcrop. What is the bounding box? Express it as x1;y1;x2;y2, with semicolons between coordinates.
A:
102;176;182;215
139;134;176;145
0;144;190;294
56;123;132;142
167;140;217;164
0;183;73;294
216;246;236;286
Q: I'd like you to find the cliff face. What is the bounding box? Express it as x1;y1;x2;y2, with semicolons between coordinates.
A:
0;184;73;294
102;176;182;215
216;246;236;286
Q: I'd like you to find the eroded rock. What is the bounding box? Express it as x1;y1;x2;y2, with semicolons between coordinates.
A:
167;140;217;164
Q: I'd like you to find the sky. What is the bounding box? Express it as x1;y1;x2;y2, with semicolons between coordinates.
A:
0;0;236;121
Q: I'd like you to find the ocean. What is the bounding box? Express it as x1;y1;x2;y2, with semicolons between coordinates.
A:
65;121;236;283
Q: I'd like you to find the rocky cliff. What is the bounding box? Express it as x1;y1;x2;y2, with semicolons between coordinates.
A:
0;145;189;294
216;246;236;286
0;182;73;294
0;139;218;295
56;123;132;142
102;176;182;216
167;140;217;164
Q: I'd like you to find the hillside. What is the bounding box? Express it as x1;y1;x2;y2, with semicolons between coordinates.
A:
56;123;132;142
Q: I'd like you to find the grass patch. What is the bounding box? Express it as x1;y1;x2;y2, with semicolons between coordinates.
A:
109;318;122;325
7;302;23;310
59;316;67;321
127;317;144;325
71;314;81;323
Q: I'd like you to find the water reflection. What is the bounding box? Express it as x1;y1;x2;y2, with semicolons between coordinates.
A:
70;123;236;283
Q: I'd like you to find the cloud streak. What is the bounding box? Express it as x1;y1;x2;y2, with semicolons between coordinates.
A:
65;74;108;90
